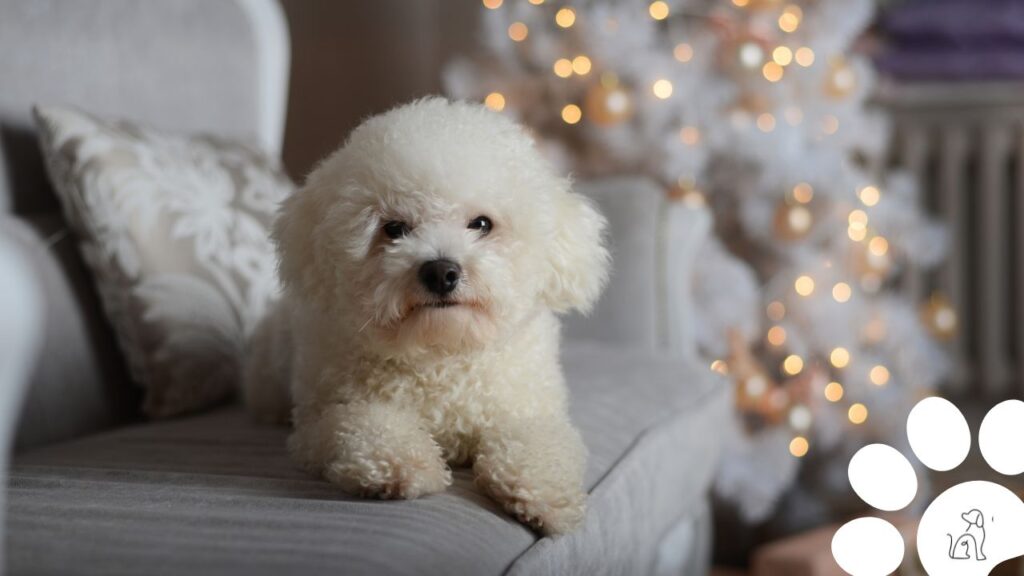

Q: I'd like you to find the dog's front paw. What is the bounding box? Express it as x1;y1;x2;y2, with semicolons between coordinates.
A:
291;402;453;500
324;450;452;500
502;489;587;535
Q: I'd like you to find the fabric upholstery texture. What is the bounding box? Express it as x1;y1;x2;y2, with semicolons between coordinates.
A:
33;106;292;419
8;343;728;576
0;0;267;213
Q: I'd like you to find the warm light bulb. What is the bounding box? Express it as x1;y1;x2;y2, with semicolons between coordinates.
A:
830;347;850;368
484;92;506;111
792;183;813;204
795;275;815;296
762;61;784;82
561;104;582;124
789;436;809;458
767;301;786;321
528;0;545;4
773;46;793;66
757;113;776;132
649;1;670;20
869;236;889;256
653;79;674;99
848;403;868;424
767;326;787;346
783;354;804;375
553;58;573;78
848;209;869;227
848;226;867;242
824;381;844;402
555;7;576;27
733;0;750;6
508;22;529;41
795;47;815;67
482;0;503;9
572;55;592;75
505;22;528;41
870;365;891;386
674;43;694;63
710;359;730;375
859;185;881;207
832;282;852;303
779;5;802;32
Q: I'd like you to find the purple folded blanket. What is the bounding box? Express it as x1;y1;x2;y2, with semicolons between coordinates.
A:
882;0;1024;48
878;0;1024;80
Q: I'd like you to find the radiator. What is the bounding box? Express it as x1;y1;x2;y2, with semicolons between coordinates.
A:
879;81;1024;399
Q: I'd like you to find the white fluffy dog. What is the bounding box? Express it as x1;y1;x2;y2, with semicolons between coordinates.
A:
245;98;609;534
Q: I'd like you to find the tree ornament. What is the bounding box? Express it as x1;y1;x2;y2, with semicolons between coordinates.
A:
921;294;958;341
824;57;858;100
584;83;634;127
666;178;707;206
851;239;892;278
734;92;773;115
773;200;813;240
726;329;792;427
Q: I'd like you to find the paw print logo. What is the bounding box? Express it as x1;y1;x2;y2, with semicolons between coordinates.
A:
831;398;1024;576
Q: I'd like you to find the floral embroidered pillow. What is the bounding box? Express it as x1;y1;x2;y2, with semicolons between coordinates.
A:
33;106;292;418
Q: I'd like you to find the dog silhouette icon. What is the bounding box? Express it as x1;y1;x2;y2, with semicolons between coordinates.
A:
947;509;987;561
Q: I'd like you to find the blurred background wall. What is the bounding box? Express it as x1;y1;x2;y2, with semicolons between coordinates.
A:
279;0;479;180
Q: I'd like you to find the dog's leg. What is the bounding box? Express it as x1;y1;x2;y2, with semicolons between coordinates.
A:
288;401;451;499
473;413;587;535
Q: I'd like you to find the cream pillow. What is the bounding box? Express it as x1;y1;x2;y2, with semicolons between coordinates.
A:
34;106;291;418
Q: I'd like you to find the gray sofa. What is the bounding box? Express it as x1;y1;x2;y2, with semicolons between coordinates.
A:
0;1;728;575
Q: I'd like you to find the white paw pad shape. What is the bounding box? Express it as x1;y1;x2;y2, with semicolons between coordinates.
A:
831;398;1024;576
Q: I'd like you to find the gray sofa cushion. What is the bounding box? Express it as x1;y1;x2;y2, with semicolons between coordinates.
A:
7;344;727;576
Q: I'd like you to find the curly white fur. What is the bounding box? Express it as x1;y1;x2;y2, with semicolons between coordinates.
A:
244;98;609;534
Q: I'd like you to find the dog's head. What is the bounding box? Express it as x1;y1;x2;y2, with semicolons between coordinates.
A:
275;98;609;355
962;509;984;528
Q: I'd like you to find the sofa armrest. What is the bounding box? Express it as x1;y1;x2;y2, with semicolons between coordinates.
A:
0;230;45;568
563;176;711;361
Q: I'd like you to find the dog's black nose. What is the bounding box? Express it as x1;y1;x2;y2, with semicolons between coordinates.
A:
419;259;461;296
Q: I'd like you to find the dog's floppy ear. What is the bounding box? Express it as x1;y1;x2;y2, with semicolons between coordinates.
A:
541;187;610;314
273;181;340;306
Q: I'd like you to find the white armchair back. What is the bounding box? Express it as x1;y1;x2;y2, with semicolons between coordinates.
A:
566;177;711;361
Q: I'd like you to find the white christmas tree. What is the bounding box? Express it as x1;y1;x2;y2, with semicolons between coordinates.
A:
446;0;952;523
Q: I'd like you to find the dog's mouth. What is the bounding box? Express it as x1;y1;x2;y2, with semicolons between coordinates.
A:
405;299;487;316
425;301;459;309
417;300;461;310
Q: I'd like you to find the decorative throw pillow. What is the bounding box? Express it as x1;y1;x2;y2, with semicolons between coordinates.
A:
33;105;292;418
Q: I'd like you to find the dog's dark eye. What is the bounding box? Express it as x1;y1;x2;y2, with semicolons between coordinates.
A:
383;220;410;240
468;216;493;236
